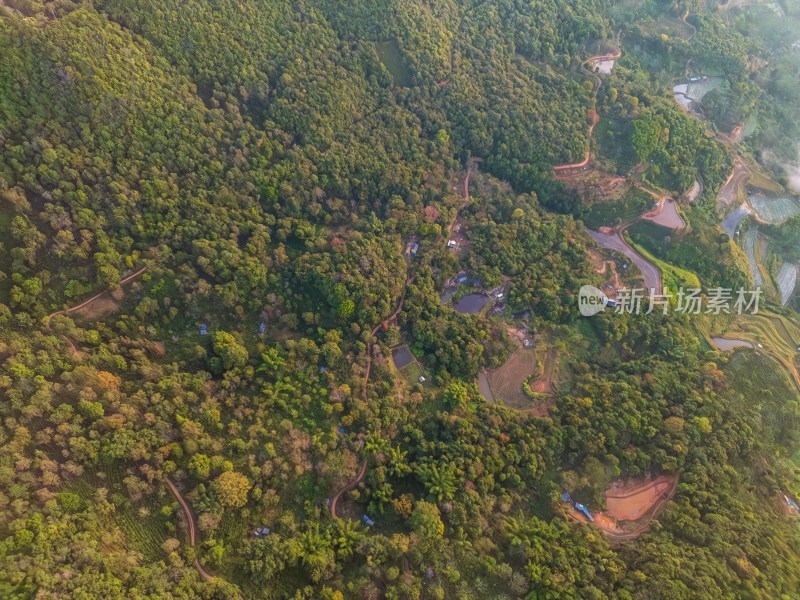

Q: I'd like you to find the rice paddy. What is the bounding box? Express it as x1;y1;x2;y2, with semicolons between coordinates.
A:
722;309;800;391
748;194;800;223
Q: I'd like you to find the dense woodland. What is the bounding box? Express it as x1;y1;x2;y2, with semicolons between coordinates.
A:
2;0;800;599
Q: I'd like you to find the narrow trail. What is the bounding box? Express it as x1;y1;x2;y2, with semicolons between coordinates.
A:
45;265;148;354
447;162;472;237
552;33;622;174
336;274;413;518
681;8;696;42
165;478;215;581
363;276;415;402
330;460;368;519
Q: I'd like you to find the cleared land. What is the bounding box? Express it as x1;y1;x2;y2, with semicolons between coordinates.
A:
486;346;537;409
712;337;753;350
529;347;557;395
748;194;800;223
605;475;678;521
718;157;750;211
684;180;702;203
568;475;678;541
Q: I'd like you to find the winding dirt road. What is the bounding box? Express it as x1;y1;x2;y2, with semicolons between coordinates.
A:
553;36;622;173
165;478;214;581
330;460;368;519
45;265;148;354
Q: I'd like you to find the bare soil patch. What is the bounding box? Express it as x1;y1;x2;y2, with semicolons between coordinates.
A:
529;348;557;394
605;475;677;521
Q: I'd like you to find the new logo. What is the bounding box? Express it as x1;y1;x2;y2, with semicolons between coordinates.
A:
578;285;610;316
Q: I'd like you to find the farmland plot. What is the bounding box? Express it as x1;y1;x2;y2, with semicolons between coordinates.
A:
777;263;797;305
743;227;765;287
748;194;800;223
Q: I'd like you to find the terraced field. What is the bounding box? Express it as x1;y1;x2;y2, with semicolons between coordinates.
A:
743;227;765;287
723;309;800;390
748;194;800;223
777;263;797;305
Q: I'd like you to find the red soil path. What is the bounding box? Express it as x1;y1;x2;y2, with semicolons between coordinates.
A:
552;37;621;174
45;265;148;354
165;478;214;581
568;475;677;541
447;161;472;237
553;109;600;173
363;276;415;401
330;460;368;519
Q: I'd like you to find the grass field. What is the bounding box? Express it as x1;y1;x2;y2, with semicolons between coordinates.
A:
376;39;412;86
625;233;701;293
400;360;435;390
486;346;537;409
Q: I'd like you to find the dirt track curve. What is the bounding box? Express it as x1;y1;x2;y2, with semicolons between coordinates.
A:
330;460;368;519
552;35;622;173
45;265;148;353
165;478;215;581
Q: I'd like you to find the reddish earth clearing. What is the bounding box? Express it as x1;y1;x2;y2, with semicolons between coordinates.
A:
718;157;750;211
557;167;627;201
606;475;677;520
568;475;678;541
